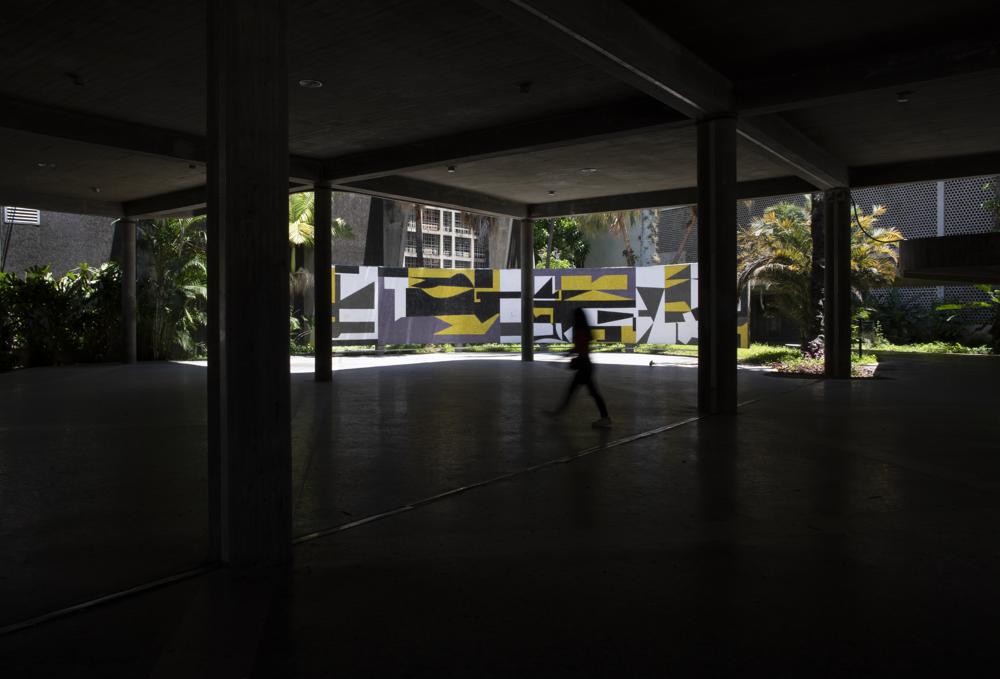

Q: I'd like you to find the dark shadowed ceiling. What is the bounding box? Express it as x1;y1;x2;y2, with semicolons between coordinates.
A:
0;0;998;217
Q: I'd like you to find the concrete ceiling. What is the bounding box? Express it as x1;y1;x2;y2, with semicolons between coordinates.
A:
0;0;998;217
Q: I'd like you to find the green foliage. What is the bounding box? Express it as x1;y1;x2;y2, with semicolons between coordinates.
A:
0;271;14;370
737;343;801;365
137;217;207;360
936;284;1000;352
870;340;991;355
738;199;902;343
981;178;1000;231
533;218;589;268
289;308;313;354
773;354;877;377
0;262;122;369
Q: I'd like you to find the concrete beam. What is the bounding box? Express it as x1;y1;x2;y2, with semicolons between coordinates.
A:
323;98;688;183
850;151;1000;187
526;176;816;218
738;116;849;189
336;176;528;218
739;41;1000;115
0;186;123;217
474;0;732;118
475;1;848;192
0;97;320;183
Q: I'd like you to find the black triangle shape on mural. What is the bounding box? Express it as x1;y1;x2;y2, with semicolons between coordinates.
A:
411;273;473;289
337;282;376;309
535;277;556;299
597;309;633;325
637;287;664;319
639;325;653;344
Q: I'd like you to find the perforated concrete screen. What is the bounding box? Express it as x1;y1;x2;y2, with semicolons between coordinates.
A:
657;177;998;325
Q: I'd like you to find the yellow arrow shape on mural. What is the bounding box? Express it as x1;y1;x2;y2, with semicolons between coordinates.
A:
434;313;499;335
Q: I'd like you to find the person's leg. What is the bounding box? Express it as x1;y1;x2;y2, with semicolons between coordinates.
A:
552;370;584;413
584;369;609;419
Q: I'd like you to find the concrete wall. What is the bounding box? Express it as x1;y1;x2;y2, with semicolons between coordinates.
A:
331;192;370;266
1;210;116;277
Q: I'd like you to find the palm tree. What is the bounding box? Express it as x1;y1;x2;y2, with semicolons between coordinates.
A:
576;210;660;266
738;198;902;347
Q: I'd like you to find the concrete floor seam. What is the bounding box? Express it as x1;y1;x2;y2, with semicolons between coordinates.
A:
291;377;822;546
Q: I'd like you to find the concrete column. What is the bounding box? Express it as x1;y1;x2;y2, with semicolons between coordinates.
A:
696;118;737;415
520;218;534;361
121;217;137;363
207;0;291;566
314;187;332;382
824;187;852;379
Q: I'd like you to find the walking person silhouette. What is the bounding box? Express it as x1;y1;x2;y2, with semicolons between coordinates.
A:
548;308;612;428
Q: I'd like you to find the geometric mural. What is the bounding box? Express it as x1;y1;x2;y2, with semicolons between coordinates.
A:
331;264;749;347
331;265;378;341
523;267;636;344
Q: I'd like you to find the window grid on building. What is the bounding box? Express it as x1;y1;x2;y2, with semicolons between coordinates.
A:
405;206;490;269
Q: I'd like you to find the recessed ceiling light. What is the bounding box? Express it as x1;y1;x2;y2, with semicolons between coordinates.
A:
36;162;56;169
298;79;324;89
447;165;457;173
548;190;556;195
579;167;598;174
91;186;101;193
896;90;912;104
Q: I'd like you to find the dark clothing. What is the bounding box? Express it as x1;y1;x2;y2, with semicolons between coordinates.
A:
556;355;609;418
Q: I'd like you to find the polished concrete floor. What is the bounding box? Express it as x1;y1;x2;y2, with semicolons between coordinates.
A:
1;353;998;676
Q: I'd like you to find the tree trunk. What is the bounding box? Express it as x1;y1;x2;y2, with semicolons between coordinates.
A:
545;219;554;268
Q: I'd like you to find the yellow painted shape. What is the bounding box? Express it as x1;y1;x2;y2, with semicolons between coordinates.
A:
331;271;336;304
408;268;473;284
561;274;628;291
737;322;750;349
418;285;471;299
665;301;691;313
592;328;606;341
664;264;689;281
434;313;499;336
566;290;630;302
621;324;636;344
534;307;554;322
664;278;688;289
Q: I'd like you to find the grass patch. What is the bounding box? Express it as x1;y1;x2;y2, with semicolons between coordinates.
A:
871;341;991;355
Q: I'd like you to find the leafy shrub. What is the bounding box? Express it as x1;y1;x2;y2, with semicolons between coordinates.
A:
0;263;122;369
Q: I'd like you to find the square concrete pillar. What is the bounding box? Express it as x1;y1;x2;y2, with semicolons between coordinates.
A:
314;187;332;382
697;118;738;415
520;218;534;361
120;217;137;363
207;0;291;566
824;187;852;379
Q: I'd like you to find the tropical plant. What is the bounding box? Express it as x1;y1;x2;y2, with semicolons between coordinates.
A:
533;217;589;268
0;262;122;368
137;217;208;360
737;198;902;346
575;210;660;266
937;284;1000;352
